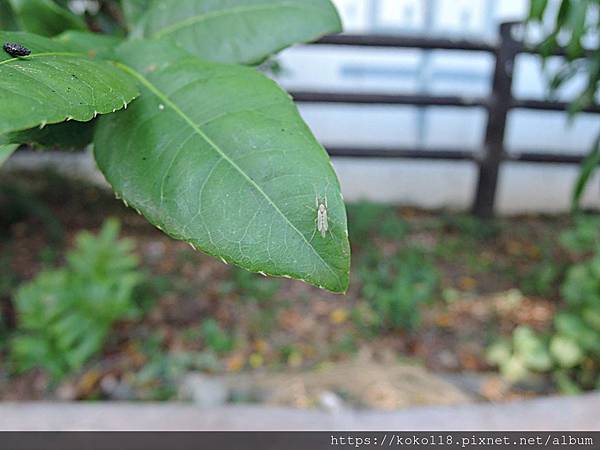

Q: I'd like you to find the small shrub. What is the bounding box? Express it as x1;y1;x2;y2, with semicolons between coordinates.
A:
441;213;499;241
520;260;562;298
489;215;600;391
560;215;600;255
200;319;235;355
347;202;410;243
10;219;143;382
133;334;221;401
229;267;281;303
486;326;552;382
358;247;438;332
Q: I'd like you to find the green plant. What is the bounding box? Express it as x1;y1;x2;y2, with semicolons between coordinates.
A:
133;333;221;400
331;332;358;357
358;247;438;332
520;260;562;298
441;213;499;241
554;215;600;390
347;202;410;243
486;326;553;383
560;215;600;253
0;183;63;244
200;319;235;355
552;251;600;388
528;1;600;209
489;216;600;390
228;266;281;303
518;237;564;298
0;0;350;292
10;218;143;381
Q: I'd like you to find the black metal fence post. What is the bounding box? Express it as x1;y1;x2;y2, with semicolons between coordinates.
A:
472;22;521;218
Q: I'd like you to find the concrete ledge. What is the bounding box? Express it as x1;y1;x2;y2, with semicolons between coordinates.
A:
1;393;599;431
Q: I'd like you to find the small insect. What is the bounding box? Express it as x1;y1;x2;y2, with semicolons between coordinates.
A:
3;42;31;58
316;196;328;238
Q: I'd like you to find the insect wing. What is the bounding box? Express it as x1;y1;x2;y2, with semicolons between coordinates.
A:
317;201;328;238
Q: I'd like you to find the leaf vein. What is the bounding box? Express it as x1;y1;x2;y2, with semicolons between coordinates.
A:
116;62;341;286
152;2;321;39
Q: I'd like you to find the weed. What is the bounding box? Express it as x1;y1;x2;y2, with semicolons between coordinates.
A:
358;247;438;332
560;215;600;254
200;319;235;354
222;267;281;303
347;202;409;243
10;219;144;382
440;213;500;241
489;214;600;391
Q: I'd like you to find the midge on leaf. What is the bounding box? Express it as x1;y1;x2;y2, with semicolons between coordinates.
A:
3;42;31;58
305;195;330;240
316;196;328;238
301;194;330;242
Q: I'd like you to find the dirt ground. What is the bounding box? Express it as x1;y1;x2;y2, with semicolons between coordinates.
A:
0;171;576;406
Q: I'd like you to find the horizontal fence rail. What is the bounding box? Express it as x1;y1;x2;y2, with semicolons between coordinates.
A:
290;91;489;108
314;33;497;52
293;22;600;217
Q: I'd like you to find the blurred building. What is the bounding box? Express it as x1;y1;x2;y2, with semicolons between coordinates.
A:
273;0;600;213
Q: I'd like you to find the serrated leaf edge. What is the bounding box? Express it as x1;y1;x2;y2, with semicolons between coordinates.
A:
110;61;346;292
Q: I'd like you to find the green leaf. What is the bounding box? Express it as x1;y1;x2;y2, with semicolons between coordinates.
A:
565;0;589;60
0;144;18;166
121;0;153;30
0;119;95;148
554;370;582;394
556;0;572;30
9;0;86;36
512;326;552;372
486;339;511;366
94;41;350;292
54;30;123;58
548;63;579;94
550;335;584;368
0;31;139;137
0;0;19;30
538;31;558;58
501;356;531;383
133;0;342;65
528;0;548;21
572;133;600;211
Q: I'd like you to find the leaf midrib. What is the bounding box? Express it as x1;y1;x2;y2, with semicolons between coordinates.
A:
115;61;341;287
0;51;82;66
151;2;321;39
